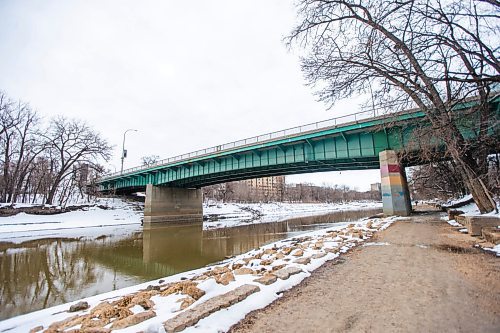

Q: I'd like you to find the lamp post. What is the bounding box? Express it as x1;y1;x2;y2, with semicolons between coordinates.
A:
121;129;138;174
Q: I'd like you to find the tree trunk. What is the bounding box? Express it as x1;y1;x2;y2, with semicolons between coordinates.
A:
454;154;496;213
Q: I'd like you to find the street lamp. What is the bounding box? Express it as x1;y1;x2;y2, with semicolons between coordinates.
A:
121;129;138;174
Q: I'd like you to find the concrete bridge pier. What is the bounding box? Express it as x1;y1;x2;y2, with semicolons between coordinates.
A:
143;184;203;227
379;150;411;216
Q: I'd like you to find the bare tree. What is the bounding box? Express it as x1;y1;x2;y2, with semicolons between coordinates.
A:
42;117;112;204
0;96;44;203
141;155;160;166
288;0;499;212
409;162;468;200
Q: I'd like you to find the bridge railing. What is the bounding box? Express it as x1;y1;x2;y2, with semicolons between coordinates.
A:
100;106;396;181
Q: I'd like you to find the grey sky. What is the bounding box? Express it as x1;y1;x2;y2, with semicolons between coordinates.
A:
0;0;380;190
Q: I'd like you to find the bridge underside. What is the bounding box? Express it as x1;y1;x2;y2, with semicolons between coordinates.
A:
113;157;381;195
101;127;410;194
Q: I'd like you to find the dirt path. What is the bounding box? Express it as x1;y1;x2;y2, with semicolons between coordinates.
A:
230;213;500;333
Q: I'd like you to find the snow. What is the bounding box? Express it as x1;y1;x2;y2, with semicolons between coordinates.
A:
483;244;500;257
363;242;390;246
442;199;500;228
444;194;473;207
0;214;401;333
446;219;462;227
0;198;143;243
0;200;381;243
203;201;382;229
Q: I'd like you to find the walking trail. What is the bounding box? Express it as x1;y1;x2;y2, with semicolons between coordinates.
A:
230;212;500;333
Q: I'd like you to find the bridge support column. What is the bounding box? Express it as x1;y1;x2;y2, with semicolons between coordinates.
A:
379;150;411;216
144;184;203;227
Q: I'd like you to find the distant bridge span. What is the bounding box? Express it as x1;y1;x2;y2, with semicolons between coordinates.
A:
96;96;500;225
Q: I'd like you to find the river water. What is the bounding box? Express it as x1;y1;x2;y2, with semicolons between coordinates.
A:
0;208;380;320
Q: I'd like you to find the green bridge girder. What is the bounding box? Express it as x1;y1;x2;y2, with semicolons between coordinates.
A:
98;98;500;194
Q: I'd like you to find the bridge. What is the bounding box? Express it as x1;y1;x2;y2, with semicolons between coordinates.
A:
97;96;500;226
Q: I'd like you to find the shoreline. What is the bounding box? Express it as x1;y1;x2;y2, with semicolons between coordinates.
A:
0;200;382;243
0;213;399;332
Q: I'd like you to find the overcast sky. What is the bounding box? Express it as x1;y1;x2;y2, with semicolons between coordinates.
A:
0;0;380;191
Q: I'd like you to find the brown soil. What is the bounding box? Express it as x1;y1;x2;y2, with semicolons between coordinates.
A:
230;213;500;333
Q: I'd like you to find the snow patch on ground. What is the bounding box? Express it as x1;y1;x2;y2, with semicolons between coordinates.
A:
446;219;463;227
483;244;500;257
363;242;390;246
444;194;473;207
0;198;143;243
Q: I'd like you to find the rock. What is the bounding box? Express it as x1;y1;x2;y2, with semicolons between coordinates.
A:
281;247;293;255
29;326;43;333
145;285;161;291
48;315;85;331
111;310;156;329
253;274;277;285
482;227;500;244
293;257;311;265
327;231;338;237
275;252;285;259
81;317;109;329
158;279;165;284
80;328;111;333
448;209;464;220
271;264;286;271
89;302;115;319
273;266;303;280
366;221;373;229
215;272;235;285
352;231;363;239
263;248;277;255
260;259;273;266
242;257;253;264
161;281;205;300
131;293;155;310
69;301;90;312
463;216;500;236
179;296;196;310
292;249;304;257
253;252;263;259
313;241;324;249
312;252;327;259
324;247;339;253
184;285;206;300
231;263;244;270
163;285;260;333
233;267;254;275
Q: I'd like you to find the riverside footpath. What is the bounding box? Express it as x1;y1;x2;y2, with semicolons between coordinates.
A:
230;212;500;333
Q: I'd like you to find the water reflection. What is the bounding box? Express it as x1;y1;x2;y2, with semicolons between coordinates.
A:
0;208;380;319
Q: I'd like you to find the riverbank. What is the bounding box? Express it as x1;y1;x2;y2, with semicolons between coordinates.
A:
230;213;500;333
0;199;381;243
0;214;398;332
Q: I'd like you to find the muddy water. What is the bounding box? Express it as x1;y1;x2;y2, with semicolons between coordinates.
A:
0;208;380;320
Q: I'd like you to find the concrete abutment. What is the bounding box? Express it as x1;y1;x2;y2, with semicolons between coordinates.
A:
143;184;203;227
379;150;411;216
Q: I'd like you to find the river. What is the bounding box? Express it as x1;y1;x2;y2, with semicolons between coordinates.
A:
0;208;380;320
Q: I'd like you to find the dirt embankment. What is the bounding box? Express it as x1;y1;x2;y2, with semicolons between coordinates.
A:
230;213;500;333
